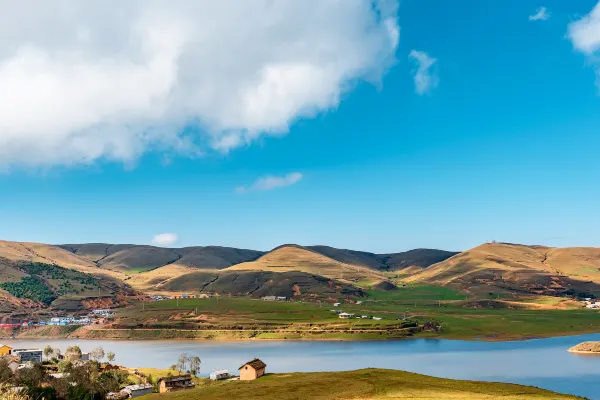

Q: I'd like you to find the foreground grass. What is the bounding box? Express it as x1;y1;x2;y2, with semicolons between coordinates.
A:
140;369;581;400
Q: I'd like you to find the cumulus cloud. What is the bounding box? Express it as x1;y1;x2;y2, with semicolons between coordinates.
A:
152;233;178;247
0;0;399;169
236;172;303;193
568;2;600;55
408;50;438;95
529;7;550;21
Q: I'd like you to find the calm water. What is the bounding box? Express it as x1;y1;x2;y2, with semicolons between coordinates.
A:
5;334;600;399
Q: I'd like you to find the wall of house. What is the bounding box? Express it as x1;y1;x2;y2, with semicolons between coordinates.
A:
240;366;265;380
240;365;257;381
0;346;11;356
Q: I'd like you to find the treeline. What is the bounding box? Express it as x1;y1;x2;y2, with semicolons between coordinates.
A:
0;276;56;305
0;262;103;305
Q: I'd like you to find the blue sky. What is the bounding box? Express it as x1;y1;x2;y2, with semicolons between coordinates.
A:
1;0;600;253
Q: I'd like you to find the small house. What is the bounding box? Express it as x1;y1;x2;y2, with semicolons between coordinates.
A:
276;296;287;301
209;369;231;380
157;374;195;393
239;358;267;381
121;383;153;398
338;313;355;319
0;344;13;356
333;302;341;306
261;296;277;301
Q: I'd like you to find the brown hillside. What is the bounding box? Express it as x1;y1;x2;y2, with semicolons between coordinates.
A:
0;240;120;277
307;246;457;271
158;270;365;298
59;244;264;272
407;242;600;296
225;245;386;286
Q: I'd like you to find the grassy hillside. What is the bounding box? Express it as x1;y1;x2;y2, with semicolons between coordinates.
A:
0;240;108;275
406;242;600;297
156;270;365;298
307;246;457;271
60;243;264;273
226;245;387;287
0;259;133;310
141;369;580;400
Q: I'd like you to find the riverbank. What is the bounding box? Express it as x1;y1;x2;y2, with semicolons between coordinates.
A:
142;368;583;400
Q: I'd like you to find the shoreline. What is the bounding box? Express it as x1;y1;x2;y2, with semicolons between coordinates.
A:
5;327;600;343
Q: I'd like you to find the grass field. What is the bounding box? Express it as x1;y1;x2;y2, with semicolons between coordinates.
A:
72;284;600;341
140;369;581;400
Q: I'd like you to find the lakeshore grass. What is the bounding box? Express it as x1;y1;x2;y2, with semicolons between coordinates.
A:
74;285;600;341
140;369;582;400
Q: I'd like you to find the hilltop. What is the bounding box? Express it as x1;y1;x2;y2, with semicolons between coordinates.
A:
407;242;600;297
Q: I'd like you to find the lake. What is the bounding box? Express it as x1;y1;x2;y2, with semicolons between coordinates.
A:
5;334;600;399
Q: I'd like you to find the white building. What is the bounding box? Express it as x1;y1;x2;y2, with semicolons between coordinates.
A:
12;349;42;364
121;384;153;398
210;369;231;380
338;313;355;319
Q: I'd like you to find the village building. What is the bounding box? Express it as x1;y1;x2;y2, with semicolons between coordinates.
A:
12;349;42;363
120;383;153;398
0;344;12;356
261;296;277;301
338;312;355;319
157;374;195;393
239;358;267;381
209;369;231;381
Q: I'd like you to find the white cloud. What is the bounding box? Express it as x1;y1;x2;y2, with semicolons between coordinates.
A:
0;0;399;169
152;233;178;247
529;7;550;21
408;50;438;95
236;172;303;193
568;2;600;55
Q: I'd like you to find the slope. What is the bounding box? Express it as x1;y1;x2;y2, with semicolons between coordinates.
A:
143;369;580;400
157;270;365;298
307;246;457;271
0;257;134;311
59;243;264;273
226;244;387;287
407;242;600;297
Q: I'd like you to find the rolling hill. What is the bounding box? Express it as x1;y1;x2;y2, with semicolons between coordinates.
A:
407;242;600;297
307;246;457;271
157;270;365;298
226;245;388;287
0;257;134;313
59;243;264;272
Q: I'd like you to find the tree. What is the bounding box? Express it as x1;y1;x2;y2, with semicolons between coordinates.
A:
189;356;201;377
106;351;115;363
0;359;13;383
17;363;47;388
65;345;82;361
176;353;188;375
90;347;105;362
44;345;55;361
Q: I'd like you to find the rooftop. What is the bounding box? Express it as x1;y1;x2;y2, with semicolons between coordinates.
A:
239;358;267;370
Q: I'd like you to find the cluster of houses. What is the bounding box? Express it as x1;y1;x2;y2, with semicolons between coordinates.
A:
106;358;267;398
1;309;115;329
0;344;43;374
260;296;288;301
331;309;383;320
